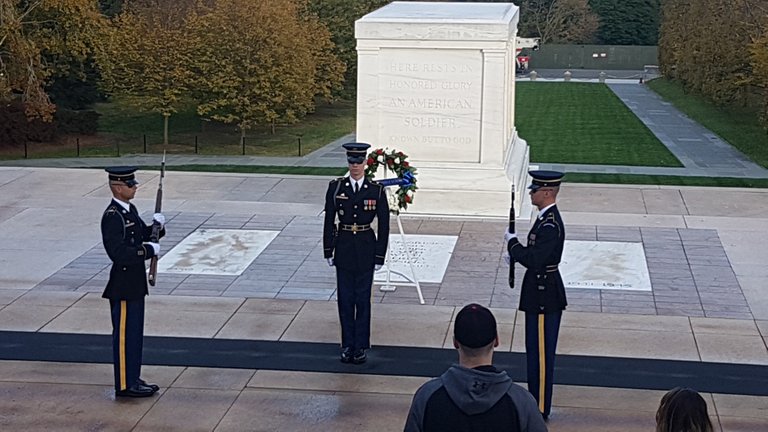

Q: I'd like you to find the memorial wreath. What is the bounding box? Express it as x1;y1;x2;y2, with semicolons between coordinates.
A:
365;147;418;211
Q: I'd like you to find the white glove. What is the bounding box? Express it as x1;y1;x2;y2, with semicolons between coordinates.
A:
375;264;382;271
327;258;334;267
504;253;511;265
146;242;160;255
153;213;165;228
504;230;517;243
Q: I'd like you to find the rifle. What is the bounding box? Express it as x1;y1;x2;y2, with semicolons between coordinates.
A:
508;185;516;289
148;152;166;286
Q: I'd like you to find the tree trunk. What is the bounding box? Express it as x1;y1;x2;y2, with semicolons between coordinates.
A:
163;113;170;146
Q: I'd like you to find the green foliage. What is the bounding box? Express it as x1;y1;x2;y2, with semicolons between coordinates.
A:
306;0;389;97
98;0;123;17
515;82;681;166
0;102;30;147
190;0;344;136
54;109;101;135
659;0;766;126
518;0;600;43
589;0;660;45
0;0;105;120
46;61;102;110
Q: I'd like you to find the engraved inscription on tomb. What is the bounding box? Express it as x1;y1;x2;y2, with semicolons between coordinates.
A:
378;49;482;161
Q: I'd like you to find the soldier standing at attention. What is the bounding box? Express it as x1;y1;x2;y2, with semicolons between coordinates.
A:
323;143;390;364
101;167;165;398
504;170;567;420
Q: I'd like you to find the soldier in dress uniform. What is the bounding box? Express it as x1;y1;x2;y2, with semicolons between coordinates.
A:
504;170;567;420
101;167;165;398
323;143;390;364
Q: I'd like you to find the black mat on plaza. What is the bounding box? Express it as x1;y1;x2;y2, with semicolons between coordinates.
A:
2;331;765;396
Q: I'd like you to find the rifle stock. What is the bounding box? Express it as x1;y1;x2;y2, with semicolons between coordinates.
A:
148;152;166;286
508;185;516;289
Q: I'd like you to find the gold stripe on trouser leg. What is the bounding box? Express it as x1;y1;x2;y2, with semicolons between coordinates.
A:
369;279;373;346
538;314;546;413
119;301;127;390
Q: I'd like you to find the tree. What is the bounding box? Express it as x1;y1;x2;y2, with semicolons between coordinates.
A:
589;0;660;45
96;4;199;145
518;0;599;44
189;0;344;138
747;4;768;124
660;0;768;126
0;0;104;121
306;0;388;97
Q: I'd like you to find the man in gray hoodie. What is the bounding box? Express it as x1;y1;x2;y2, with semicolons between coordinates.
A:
404;303;548;432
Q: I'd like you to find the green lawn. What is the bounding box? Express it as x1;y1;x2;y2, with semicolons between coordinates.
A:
565;173;768;188
646;78;768;168
515;82;682;167
92;98;356;157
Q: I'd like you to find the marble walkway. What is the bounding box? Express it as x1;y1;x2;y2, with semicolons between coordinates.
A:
0;166;767;431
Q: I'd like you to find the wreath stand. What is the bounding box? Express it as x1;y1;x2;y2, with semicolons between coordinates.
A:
377;180;425;305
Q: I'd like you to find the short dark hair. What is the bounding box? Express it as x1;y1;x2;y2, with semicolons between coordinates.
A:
454;303;497;349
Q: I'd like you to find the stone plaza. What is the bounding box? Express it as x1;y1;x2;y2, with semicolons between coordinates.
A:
0;162;767;430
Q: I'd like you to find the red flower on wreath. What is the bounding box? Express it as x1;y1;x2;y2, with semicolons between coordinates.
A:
364;147;418;211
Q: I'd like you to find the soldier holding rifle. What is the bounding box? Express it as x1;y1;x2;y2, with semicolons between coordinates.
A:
504;170;567;421
101;166;165;398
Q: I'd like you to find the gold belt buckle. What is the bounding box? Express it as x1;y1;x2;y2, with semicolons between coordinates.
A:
351;224;358;233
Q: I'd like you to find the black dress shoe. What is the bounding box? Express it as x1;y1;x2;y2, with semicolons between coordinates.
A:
138;378;160;392
352;349;367;364
340;347;353;364
116;384;156;398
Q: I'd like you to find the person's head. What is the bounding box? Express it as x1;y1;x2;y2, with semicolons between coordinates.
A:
343;142;371;180
655;387;713;432
106;166;139;202
453;303;499;365
528;170;563;210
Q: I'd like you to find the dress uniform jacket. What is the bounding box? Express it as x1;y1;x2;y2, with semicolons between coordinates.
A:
323;177;389;270
101;199;164;300
507;204;566;418
100;198;164;393
508;205;567;313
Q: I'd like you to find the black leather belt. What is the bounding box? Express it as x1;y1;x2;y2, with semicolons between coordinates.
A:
339;223;371;233
546;264;559;273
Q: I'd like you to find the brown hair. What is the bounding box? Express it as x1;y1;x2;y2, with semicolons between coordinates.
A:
656;388;713;432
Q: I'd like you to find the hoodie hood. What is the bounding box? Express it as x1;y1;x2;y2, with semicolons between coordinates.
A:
439;364;514;416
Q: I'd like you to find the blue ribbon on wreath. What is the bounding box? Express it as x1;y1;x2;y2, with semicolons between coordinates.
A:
377;171;415;188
